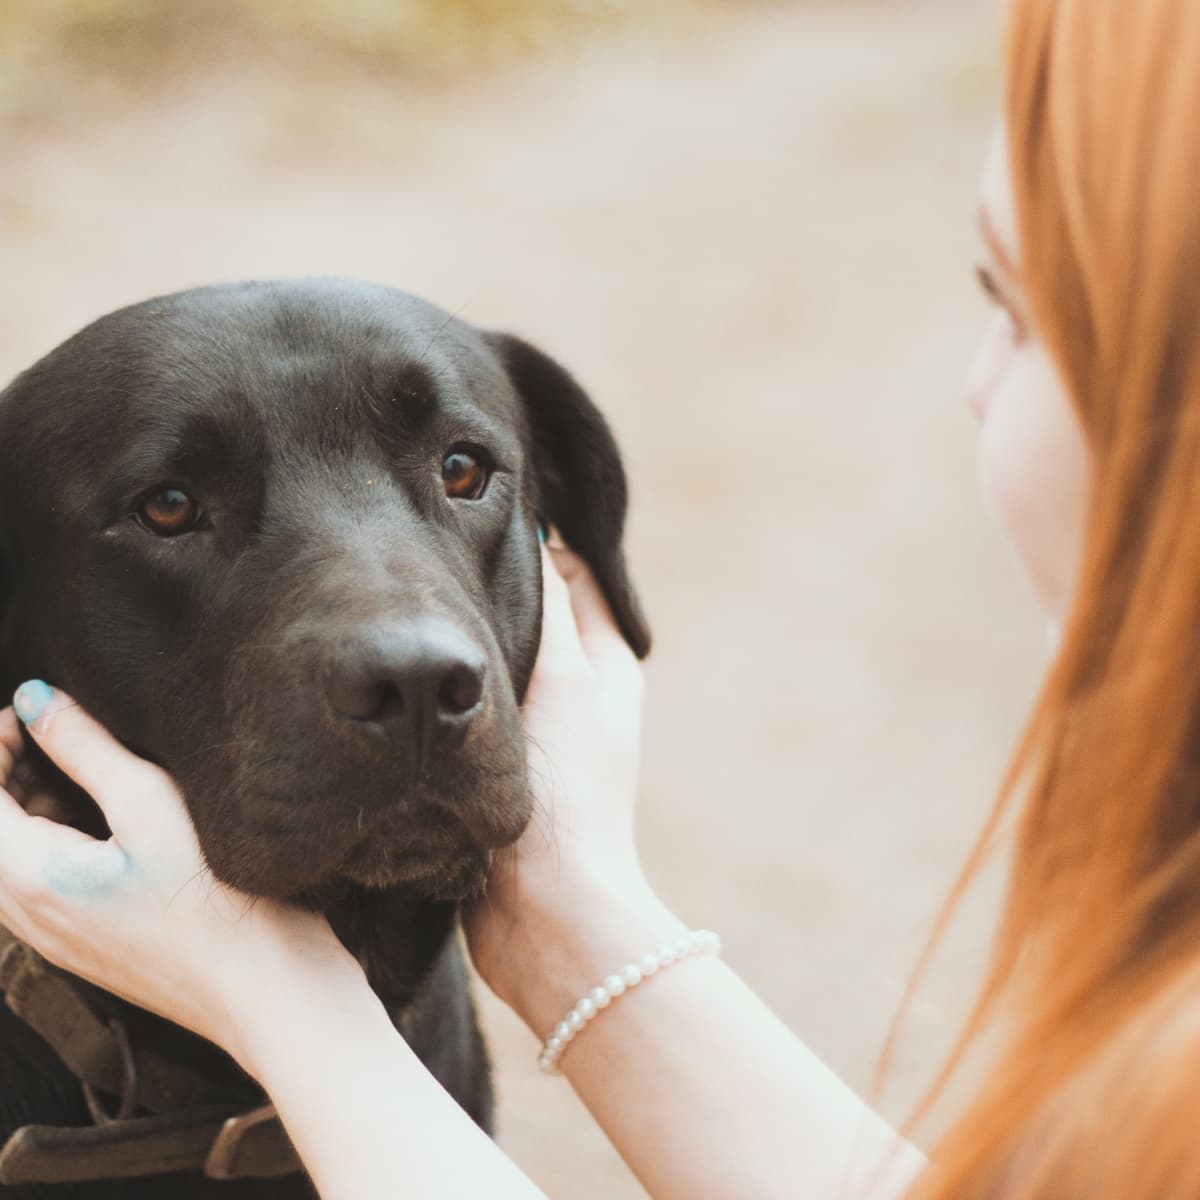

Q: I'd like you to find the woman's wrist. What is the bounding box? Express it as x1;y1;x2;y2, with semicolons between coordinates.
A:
236;972;394;1088
490;861;690;1040
212;921;377;1080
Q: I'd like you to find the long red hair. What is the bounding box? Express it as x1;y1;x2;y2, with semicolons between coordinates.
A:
902;1;1200;1195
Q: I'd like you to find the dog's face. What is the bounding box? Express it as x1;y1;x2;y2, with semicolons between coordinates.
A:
0;280;648;903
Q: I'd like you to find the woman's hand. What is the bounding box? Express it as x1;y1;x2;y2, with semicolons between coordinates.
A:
0;688;361;1069
511;543;647;877
0;693;557;1200
464;545;682;1030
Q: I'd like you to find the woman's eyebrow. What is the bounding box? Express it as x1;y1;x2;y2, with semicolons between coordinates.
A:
978;208;1020;282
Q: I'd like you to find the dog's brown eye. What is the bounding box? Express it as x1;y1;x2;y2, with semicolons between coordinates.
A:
442;451;489;501
136;488;203;536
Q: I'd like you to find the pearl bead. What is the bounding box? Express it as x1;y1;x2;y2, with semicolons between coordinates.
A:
537;930;721;1076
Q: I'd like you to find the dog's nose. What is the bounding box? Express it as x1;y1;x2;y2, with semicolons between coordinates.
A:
324;620;486;755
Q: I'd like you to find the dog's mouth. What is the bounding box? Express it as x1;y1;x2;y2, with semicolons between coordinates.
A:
180;739;534;904
337;838;490;899
333;809;496;899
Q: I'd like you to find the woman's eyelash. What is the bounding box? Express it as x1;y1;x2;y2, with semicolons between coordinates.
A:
975;265;1027;338
975;265;1004;305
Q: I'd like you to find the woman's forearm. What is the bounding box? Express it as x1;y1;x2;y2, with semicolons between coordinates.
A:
227;954;548;1200
229;887;927;1200
502;878;929;1200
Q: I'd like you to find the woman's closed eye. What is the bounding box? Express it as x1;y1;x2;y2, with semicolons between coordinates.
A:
976;265;1027;342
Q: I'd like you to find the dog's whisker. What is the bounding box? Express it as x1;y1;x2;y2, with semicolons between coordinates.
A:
167;865;210;910
234;892;262;923
173;737;263;767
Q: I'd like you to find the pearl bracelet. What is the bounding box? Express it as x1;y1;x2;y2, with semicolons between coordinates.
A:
537;929;722;1075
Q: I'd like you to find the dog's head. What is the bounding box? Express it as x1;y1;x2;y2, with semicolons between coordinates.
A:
0;279;649;902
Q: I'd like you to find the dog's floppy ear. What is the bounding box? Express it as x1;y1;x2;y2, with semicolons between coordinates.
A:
487;333;651;659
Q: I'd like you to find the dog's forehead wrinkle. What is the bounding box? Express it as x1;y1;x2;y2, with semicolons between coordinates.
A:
119;399;267;468
216;352;444;464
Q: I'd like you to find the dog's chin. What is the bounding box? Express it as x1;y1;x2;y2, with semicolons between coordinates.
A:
203;836;491;907
336;840;492;900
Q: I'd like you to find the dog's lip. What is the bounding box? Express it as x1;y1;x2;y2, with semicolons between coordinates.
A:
428;799;529;851
336;811;481;872
360;792;528;853
371;849;490;884
335;836;491;897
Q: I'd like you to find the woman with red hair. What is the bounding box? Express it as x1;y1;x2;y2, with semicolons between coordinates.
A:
0;1;1189;1195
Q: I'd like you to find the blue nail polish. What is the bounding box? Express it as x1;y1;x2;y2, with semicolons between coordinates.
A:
13;680;54;725
537;523;547;545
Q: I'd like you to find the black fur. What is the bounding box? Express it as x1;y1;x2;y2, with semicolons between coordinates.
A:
0;279;649;1198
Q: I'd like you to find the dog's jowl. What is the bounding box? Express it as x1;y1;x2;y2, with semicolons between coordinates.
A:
0;279;649;1198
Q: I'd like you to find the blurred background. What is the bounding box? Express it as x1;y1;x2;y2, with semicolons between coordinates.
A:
0;1;1042;1194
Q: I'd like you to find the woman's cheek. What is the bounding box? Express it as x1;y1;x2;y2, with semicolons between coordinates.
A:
967;311;1017;422
975;346;1089;626
976;365;1037;556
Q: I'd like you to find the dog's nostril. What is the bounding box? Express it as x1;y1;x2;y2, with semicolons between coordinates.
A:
325;621;486;755
439;663;484;716
372;681;406;722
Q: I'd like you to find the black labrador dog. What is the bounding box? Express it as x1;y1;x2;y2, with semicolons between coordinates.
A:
0;279;650;1198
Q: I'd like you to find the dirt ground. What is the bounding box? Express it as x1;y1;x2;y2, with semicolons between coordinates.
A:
0;1;1048;1194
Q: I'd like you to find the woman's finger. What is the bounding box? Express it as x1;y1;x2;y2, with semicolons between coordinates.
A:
535;545;590;670
0;781;39;847
10;682;163;835
546;546;639;677
0;707;21;782
0;708;64;816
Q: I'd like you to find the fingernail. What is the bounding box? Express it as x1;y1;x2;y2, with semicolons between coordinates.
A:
537;523;547;545
13;680;55;726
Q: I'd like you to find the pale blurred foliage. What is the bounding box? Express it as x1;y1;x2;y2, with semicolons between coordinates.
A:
0;0;694;126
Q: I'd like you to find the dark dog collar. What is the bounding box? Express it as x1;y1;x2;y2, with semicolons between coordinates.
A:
0;925;301;1184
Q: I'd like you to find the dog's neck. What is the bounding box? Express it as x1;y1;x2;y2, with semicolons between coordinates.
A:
325;888;460;1000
